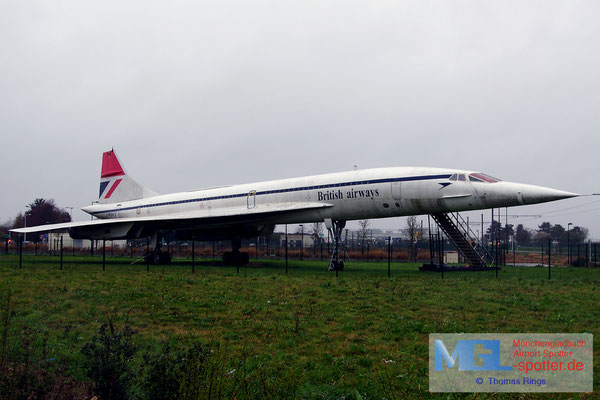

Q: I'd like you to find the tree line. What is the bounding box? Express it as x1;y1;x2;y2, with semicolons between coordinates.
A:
486;220;588;247
0;198;71;242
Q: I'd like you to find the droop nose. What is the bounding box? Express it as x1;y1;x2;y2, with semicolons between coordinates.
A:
517;184;579;205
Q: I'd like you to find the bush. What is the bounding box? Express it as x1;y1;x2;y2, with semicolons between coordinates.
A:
0;291;60;400
81;320;137;400
138;341;183;400
178;343;224;399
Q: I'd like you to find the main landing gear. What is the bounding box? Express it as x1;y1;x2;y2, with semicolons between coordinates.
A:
143;232;172;265
222;235;250;266
144;249;172;265
326;219;346;271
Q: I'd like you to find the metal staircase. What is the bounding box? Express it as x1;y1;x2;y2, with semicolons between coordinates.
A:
431;212;494;268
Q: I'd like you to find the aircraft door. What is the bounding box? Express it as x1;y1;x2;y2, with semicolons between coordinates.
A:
247;191;256;209
391;182;401;200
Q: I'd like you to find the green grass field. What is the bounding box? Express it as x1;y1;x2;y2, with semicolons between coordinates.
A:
0;254;598;399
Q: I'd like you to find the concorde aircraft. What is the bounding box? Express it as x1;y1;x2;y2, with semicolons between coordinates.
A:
11;150;578;269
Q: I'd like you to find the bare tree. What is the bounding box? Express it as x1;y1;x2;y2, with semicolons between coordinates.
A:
358;219;370;258
311;222;323;256
405;216;419;261
311;222;323;241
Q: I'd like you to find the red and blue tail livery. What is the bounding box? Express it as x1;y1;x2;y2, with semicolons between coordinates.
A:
99;150;126;200
97;150;157;204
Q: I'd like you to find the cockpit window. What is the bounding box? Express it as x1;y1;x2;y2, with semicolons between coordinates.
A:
470;173;501;183
458;174;466;181
449;174;457;181
469;175;484;183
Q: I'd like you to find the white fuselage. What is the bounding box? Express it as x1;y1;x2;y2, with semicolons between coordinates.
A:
82;167;574;225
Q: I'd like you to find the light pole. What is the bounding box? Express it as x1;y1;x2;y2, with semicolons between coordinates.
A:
567;222;573;266
23;212;27;242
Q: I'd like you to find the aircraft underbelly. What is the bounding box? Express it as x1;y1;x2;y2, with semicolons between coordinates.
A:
69;222;135;240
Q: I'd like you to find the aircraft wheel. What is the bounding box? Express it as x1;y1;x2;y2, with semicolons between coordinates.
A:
223;251;249;266
328;260;344;271
241;252;249;265
231;251;249;266
159;252;172;264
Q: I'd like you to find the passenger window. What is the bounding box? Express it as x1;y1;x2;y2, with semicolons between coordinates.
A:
458;174;466;181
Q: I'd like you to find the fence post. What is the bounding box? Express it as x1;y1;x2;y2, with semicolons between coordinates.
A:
387;236;391;278
102;238;106;271
320;242;323;261
585;242;588;267
438;234;443;267
548;238;551;280
541;245;544;266
495;240;499;279
60;236;63;270
19;235;23;269
285;225;288;274
192;237;195;274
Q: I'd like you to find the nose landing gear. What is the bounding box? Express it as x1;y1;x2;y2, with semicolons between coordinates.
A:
326;219;346;271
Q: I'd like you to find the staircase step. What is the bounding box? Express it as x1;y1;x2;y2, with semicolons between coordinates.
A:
431;212;490;268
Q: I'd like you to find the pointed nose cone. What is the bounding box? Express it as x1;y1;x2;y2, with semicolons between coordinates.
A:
518;184;580;205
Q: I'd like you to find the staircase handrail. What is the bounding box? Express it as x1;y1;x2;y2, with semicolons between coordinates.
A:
450;212;494;264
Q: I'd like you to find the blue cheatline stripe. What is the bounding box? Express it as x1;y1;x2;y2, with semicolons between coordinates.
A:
90;173;451;216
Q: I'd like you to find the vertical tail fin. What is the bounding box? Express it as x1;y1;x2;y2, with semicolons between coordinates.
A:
98;149;158;204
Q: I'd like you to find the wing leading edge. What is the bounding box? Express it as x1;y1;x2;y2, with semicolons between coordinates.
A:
9;202;333;239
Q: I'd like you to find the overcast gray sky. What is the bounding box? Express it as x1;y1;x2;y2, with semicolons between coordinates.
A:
1;1;599;238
